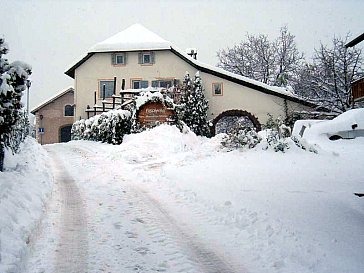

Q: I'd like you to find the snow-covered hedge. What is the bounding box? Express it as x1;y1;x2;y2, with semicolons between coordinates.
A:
72;109;131;144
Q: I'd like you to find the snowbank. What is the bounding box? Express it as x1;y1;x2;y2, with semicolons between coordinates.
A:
0;137;53;273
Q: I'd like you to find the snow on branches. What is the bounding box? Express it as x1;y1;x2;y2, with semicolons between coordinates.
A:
71;109;131;144
179;71;210;137
0;38;32;171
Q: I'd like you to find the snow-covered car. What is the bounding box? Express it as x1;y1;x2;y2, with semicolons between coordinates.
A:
293;108;364;141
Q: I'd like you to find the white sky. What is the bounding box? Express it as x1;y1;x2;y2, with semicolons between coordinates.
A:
0;0;363;110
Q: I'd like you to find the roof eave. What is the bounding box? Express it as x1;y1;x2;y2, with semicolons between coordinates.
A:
169;48;315;107
31;87;74;114
345;33;364;48
65;53;95;79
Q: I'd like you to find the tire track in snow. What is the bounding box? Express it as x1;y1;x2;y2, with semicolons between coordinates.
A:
46;148;88;273
54;143;243;272
127;185;240;273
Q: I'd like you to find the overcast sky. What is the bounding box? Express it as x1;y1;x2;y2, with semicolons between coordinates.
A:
1;0;363;110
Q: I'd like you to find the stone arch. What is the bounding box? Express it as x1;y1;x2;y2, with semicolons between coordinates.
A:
211;109;261;136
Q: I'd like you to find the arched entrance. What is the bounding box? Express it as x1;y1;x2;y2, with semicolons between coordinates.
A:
59;124;72;142
211;110;261;136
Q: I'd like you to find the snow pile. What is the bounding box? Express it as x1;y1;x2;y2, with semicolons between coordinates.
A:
118;124;202;163
0;137;53;273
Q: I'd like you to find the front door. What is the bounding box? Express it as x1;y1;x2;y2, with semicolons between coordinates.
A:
60;125;72;142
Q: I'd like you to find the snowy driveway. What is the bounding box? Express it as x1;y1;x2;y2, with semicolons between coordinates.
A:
23;125;364;273
24;141;241;273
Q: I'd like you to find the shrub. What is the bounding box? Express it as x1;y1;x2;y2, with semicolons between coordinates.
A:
221;124;261;150
262;114;291;153
71;109;131;144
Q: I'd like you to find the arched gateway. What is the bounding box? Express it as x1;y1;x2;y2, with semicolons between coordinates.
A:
211;109;261;136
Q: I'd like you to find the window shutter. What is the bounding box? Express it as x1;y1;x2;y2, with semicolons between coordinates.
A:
111;53;116;65
138;53;143;64
151;52;155;64
124;53;127;64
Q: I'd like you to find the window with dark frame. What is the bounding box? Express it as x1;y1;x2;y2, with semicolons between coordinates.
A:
138;52;155;64
152;79;178;88
64;105;74;116
112;53;126;65
99;80;115;98
132;80;149;89
143;53;151;64
212;82;223;95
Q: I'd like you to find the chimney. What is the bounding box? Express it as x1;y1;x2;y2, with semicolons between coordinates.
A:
186;48;197;60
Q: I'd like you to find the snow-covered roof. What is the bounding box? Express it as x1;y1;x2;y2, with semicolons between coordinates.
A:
89;24;172;53
31;86;74;114
65;24;314;106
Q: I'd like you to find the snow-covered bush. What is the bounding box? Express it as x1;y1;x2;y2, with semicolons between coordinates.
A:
71;109;131;144
221;125;261;150
262;114;291;152
0;38;32;171
265;130;290;152
71;119;86;140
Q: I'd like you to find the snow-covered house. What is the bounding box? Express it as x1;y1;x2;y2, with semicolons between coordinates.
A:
65;24;314;133
31;87;74;144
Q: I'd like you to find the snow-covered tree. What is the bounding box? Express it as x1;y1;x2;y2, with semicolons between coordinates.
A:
182;71;210;137
0;38;32;171
217;26;304;87
294;34;363;113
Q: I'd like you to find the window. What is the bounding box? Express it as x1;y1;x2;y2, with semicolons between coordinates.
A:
152;79;178;88
138;52;155;64
64;105;74;116
143;53;151;64
212;82;223;96
112;53;126;65
99;80;115;98
131;80;149;89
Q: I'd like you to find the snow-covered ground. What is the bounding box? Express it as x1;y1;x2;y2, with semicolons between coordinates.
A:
1;113;364;273
0;138;53;273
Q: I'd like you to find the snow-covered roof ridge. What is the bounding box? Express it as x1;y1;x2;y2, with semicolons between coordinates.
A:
31;86;74;114
169;45;301;101
89;23;172;53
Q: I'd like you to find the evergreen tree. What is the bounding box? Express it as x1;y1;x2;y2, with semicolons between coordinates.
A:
176;71;192;121
182;71;210;137
0;38;32;171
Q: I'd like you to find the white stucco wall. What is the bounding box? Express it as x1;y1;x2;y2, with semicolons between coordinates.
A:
74;50;197;119
73;50;311;127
